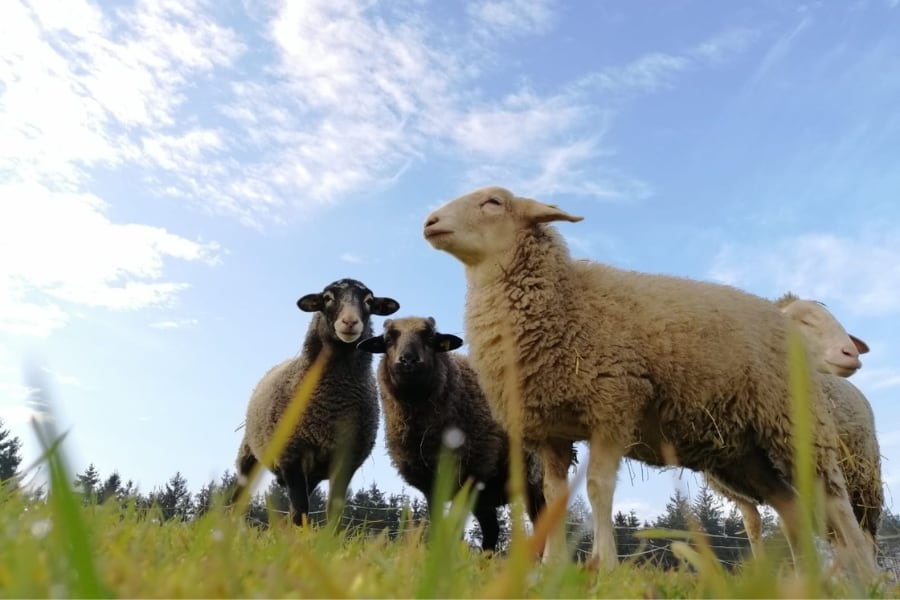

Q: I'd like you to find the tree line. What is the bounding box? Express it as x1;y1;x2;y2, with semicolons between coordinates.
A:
2;417;899;569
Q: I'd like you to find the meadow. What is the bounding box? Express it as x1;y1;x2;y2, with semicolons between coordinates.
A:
2;338;898;599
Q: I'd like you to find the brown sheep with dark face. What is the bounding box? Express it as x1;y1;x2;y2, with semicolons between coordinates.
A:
232;278;399;526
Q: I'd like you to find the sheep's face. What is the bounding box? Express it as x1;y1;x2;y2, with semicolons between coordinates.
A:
357;317;463;387
297;279;400;344
423;186;583;266
780;297;869;377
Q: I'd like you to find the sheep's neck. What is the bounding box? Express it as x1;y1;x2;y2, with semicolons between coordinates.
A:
463;225;579;439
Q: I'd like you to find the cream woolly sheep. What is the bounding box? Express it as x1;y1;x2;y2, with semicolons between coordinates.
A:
718;294;882;560
232;278;399;526
423;186;875;576
357;316;547;552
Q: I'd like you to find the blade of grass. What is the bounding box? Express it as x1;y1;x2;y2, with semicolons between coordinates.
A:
787;328;822;597
415;445;478;599
27;369;111;599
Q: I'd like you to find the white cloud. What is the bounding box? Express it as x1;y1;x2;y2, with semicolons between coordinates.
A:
0;182;221;337
467;0;557;38
150;318;199;330
690;28;760;64
747;16;811;86
0;0;244;195
2;0;756;225
40;367;91;391
709;232;900;317
585;52;691;95
339;253;365;265
447;90;592;160
853;367;900;391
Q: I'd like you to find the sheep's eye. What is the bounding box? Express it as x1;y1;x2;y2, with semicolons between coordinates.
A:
364;295;374;305
482;197;501;207
323;292;335;304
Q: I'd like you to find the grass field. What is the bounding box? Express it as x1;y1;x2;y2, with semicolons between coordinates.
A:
1;480;897;599
3;337;898;598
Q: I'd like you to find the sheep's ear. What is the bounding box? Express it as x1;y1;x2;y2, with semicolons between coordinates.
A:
850;334;870;354
370;296;400;316
357;335;387;354
518;197;583;224
434;333;463;352
297;293;324;312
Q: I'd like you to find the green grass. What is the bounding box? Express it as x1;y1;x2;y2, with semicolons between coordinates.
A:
4;342;898;598
2;485;895;599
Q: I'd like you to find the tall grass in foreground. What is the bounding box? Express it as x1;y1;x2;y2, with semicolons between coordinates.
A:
2;346;896;598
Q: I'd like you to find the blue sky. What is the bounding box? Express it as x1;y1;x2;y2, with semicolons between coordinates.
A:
2;0;899;522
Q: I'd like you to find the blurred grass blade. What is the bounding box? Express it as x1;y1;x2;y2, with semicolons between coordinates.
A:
27;368;112;599
787;329;822;597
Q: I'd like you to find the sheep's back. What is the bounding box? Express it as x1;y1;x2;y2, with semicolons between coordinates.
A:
465;247;843;496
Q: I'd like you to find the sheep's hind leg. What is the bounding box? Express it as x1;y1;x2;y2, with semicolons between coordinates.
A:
473;502;500;553
541;440;575;564
230;440;257;506
825;491;878;580
586;433;623;572
281;467;314;527
735;499;765;559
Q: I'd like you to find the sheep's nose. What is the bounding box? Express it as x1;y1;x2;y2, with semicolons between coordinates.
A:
842;346;859;358
342;316;359;326
398;352;421;365
425;214;439;227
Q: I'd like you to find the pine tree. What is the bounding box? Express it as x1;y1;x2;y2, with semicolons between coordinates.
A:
158;472;193;521
691;485;723;536
97;472;122;504
74;463;102;504
613;509;642;559
0;418;23;485
648;489;692;569
567;495;594;562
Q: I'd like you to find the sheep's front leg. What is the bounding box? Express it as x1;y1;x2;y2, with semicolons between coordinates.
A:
586;433;623;572
541;440;574;564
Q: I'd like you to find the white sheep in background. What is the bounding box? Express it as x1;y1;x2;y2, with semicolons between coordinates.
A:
718;293;882;561
423;186;876;578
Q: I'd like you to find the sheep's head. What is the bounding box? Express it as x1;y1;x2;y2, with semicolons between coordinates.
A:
778;293;869;377
297;278;400;344
357;316;463;388
423;186;583;266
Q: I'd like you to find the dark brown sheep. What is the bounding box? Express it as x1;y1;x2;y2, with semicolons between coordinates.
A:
357;316;546;552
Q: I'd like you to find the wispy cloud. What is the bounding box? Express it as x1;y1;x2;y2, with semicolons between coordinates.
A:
747;16;812;87
0;182;220;337
690;28;761;64
709;231;900;317
339;253;366;265
853;367;900;391
0;0;244;190
2;0;757;226
467;0;557;38
149;318;200;330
